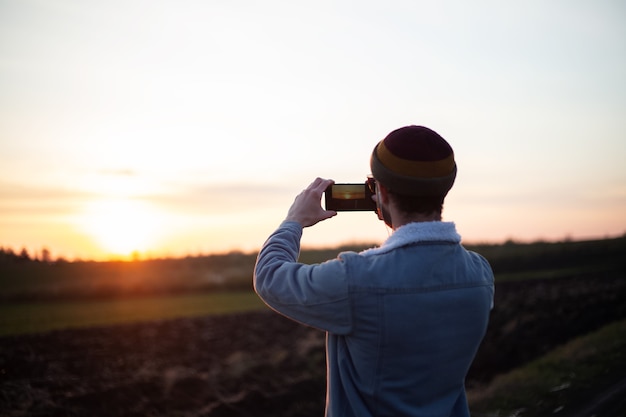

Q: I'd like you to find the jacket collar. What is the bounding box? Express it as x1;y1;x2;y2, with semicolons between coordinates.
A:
361;221;461;256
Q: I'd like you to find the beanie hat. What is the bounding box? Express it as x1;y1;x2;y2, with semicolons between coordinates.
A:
370;125;457;197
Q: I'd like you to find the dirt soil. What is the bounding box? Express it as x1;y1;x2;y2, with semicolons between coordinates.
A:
1;272;625;417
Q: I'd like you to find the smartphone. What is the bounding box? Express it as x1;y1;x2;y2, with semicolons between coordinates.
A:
325;183;376;211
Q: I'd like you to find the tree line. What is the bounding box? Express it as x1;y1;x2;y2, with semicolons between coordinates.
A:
0;247;60;264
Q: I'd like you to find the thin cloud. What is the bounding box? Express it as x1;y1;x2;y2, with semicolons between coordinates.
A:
142;183;296;215
0;181;94;200
97;168;137;177
0;181;94;218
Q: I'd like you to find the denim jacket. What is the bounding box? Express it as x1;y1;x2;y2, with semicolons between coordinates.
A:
254;220;494;417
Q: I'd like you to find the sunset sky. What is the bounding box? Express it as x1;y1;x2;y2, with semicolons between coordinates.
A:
1;0;625;261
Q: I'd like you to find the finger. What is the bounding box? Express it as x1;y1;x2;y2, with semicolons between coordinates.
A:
308;177;325;190
311;177;334;194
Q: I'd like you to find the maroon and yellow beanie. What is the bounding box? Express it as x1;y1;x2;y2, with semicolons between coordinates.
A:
370;125;457;197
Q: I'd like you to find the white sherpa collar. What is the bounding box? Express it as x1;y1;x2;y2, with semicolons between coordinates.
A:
361;221;461;256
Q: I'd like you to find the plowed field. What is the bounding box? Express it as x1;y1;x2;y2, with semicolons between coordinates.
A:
1;272;624;416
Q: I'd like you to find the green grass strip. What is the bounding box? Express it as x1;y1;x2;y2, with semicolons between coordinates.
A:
469;318;626;416
0;291;267;336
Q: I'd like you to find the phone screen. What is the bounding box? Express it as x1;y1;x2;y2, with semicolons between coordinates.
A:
325;183;376;211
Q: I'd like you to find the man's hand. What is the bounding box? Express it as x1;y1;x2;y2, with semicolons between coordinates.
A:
285;177;337;228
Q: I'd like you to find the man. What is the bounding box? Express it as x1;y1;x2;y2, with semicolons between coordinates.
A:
254;125;494;417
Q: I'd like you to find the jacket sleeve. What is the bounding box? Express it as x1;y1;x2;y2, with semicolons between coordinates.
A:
253;221;353;334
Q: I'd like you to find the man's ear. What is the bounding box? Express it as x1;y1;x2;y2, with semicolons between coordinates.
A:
377;183;390;204
375;183;393;227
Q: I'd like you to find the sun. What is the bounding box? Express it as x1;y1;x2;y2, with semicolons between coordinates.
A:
80;198;161;259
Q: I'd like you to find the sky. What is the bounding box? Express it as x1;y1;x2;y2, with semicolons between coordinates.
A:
1;0;625;261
